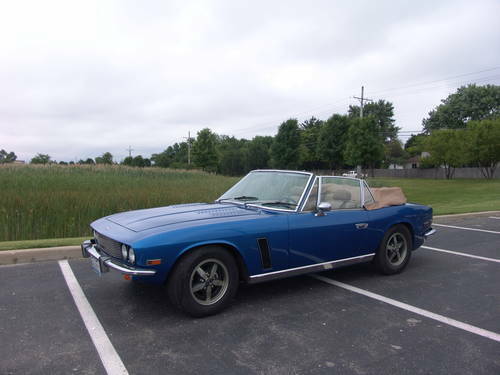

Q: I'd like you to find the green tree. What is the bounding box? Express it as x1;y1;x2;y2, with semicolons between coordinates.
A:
404;134;428;157
192;128;218;172
348;100;399;141
316;114;350;170
122;156;133;166
299;117;323;170
95;152;113;164
0;149;17;163
383;139;407;167
245;136;273;171
270;119;301;169
30;153;52;164
466;118;500;178
344;117;384;176
424;129;468;179
217;136;247;176
423;84;500;132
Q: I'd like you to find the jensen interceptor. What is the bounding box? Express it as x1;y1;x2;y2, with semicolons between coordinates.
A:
82;170;435;316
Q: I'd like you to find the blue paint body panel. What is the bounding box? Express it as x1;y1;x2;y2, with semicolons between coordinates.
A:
90;195;433;285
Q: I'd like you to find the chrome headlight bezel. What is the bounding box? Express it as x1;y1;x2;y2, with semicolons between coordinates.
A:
128;247;136;264
121;244;128;260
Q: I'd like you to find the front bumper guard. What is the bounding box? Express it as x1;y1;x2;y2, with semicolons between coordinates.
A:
81;240;156;276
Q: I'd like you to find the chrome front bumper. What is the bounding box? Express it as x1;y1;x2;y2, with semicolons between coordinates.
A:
424;228;436;238
81;240;156;276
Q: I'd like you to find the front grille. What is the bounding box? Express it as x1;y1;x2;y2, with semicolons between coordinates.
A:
94;231;122;258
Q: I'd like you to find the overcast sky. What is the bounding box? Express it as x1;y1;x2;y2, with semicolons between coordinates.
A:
1;0;499;162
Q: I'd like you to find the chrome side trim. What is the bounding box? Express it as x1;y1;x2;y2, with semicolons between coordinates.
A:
82;242;156;276
248;253;375;284
424;228;436;238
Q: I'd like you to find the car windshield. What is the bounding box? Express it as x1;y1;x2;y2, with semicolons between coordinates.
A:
218;171;311;210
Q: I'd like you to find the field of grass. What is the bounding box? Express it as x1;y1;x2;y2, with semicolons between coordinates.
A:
1;165;499;248
367;177;500;215
0;164;238;242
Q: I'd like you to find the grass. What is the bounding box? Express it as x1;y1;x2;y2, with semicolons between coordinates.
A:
1;165;498;251
0;164;238;242
367;178;500;215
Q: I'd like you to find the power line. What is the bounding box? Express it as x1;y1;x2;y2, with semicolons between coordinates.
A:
369;66;500;95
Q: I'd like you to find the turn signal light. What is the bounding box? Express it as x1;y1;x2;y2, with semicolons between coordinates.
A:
147;259;162;265
123;274;131;281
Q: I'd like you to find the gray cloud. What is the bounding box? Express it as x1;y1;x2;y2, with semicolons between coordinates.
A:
0;0;499;162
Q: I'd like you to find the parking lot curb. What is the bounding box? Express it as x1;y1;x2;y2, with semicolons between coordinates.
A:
0;246;82;266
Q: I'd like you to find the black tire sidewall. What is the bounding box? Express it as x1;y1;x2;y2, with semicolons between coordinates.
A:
374;224;412;275
167;246;239;317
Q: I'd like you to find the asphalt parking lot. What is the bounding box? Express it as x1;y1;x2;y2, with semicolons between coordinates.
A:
1;213;499;374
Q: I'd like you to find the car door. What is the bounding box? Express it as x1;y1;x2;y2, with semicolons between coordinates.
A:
288;176;372;268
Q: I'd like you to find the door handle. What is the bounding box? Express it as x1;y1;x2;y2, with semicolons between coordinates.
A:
355;223;368;229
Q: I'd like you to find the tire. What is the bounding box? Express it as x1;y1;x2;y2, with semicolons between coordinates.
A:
167;246;239;317
373;224;412;275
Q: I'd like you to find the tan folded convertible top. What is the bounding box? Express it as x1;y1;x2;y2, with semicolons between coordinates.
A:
365;187;407;210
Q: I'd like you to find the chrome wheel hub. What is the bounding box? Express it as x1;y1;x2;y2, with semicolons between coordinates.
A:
189;259;229;306
386;233;408;266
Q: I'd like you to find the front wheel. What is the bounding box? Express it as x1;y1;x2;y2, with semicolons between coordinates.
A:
373;224;412;275
167;246;239;317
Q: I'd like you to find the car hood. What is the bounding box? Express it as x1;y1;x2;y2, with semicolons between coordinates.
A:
105;202;260;232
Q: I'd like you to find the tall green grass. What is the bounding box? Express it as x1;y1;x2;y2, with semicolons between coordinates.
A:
0;164;238;241
1;165;498;242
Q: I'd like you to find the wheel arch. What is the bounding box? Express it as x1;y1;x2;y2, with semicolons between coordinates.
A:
168;241;250;284
388;221;415;249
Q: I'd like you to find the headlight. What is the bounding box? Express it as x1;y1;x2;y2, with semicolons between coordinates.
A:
121;244;128;260
128;248;136;264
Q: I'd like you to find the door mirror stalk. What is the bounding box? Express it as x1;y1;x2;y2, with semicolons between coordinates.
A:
315;202;332;216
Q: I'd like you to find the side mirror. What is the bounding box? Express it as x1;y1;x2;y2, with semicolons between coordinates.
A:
315;202;332;216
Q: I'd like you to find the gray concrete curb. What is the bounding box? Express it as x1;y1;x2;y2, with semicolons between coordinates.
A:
0;246;82;266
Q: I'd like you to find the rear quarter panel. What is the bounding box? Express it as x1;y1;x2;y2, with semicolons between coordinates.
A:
365;203;433;252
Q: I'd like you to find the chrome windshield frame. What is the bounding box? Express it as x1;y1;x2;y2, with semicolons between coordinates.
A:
216;169;314;213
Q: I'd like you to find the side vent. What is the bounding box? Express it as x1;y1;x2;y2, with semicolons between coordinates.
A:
257;238;272;269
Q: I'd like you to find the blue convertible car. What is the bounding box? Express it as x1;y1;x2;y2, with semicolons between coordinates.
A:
82;170;435;316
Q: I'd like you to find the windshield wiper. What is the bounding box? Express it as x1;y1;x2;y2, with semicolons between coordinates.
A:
218;196;259;202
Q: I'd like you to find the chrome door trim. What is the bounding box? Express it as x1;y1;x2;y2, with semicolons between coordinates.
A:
248;253;375;284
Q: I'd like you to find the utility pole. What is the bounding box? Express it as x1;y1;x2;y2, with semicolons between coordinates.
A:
183;131;192;165
353;86;373;118
352;86;373;179
126;145;134;157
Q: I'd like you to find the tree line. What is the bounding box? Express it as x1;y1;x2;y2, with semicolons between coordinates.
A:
2;84;498;178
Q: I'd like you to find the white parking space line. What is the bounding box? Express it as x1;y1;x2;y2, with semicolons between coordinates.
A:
311;275;500;343
433;223;500;234
489;216;500;220
59;260;129;375
421;246;500;263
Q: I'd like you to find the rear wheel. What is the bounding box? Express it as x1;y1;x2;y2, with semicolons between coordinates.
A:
167;246;239;317
374;224;412;275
